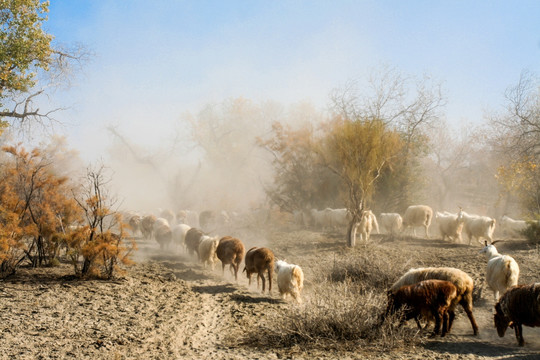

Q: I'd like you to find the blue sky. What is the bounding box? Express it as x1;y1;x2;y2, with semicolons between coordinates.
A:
42;1;540;161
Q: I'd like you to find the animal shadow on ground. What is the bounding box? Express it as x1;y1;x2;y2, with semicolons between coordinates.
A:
192;284;237;294
230;293;283;305
424;340;539;358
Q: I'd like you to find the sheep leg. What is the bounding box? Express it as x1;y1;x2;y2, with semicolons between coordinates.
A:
267;268;272;293
430;310;442;337
260;273;266;292
515;323;524;346
447;310;455;333
460;302;479;335
441;311;449;337
414;317;422;330
232;264;238;281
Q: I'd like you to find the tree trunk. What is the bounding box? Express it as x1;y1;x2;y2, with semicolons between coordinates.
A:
347;218;359;247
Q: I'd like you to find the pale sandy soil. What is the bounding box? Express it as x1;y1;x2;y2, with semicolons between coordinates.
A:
1;228;540;359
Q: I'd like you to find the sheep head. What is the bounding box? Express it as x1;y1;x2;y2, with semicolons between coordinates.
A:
494;303;510;337
479;242;499;259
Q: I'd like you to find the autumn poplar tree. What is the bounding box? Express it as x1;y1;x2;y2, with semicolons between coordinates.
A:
318;116;402;247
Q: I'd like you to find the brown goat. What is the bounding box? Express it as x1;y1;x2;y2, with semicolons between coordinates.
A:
494;283;540;346
243;247;275;293
185;228;205;259
216;236;245;280
386;279;458;337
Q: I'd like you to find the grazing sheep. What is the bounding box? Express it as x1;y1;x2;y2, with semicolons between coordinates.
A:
171;224;191;251
153;218;172;250
243;247;275;293
435;211;465;242
357;210;379;241
216;236;245;281
160;208;176;225
198;236;220;269
499;215;527;238
380;213;403;235
402;205;433;237
385;279;458;337
308;208;329;229
128;214;142;236
199;210;216;232
140;214;157;239
480;241;519;301
325;208;350;228
458;211;496;245
275;260;304;303
494;283;540;346
185;227;205;259
391;267;479;335
177;210;199;228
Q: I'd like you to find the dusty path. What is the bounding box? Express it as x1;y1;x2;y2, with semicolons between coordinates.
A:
1;231;540;359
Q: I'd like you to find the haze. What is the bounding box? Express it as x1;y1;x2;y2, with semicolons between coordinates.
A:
23;1;540;213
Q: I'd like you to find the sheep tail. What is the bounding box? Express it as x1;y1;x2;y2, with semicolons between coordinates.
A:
292;266;304;290
425;211;432;226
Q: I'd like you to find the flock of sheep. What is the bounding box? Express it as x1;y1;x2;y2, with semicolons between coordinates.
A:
126;209;305;303
124;205;539;347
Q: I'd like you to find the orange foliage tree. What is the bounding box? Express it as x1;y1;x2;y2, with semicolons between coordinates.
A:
0;144;80;271
70;165;136;279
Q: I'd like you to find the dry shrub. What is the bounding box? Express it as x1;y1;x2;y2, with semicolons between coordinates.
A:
238;279;419;351
329;242;415;290
238;243;421;351
522;220;540;245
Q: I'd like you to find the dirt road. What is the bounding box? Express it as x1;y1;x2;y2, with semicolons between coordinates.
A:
1;230;540;359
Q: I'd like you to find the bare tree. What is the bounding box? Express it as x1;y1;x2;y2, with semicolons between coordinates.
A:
491;70;540;158
330;66;446;211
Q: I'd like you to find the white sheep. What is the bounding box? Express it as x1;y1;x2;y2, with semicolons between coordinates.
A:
379;213;403;235
499;215;527;238
171;223;191;252
325;208;350;228
458;210;496;245
198;236;220;270
308;208;329;229
357;210;378;241
402;205;433;237
275;259;304;303
435;211;465;242
479;241;519;301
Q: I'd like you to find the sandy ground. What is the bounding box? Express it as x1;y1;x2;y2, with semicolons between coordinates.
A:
1;228;540;359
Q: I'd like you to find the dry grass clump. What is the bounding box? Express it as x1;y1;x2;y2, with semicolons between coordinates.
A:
329;242;415;290
237;279;419;351
238;242;421;351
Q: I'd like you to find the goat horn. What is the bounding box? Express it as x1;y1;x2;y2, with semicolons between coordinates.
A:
484;240;488;246
491;240;502;245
